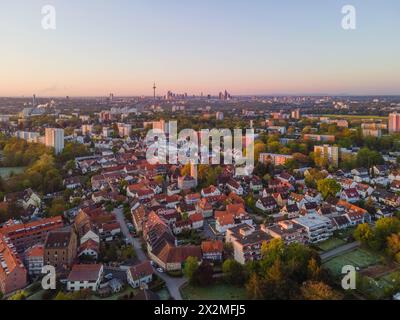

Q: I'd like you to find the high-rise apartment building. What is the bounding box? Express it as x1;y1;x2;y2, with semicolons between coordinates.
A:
389;113;400;134
314;145;339;167
45;128;65;154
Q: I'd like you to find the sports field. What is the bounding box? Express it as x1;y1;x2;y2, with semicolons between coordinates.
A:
317;238;346;252
323;248;382;277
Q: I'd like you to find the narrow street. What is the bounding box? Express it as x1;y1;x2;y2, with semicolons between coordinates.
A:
114;208;187;300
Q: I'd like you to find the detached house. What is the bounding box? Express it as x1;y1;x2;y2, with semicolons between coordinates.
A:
340;188;360;203
352;168;370;183
196;198;213;218
64;177;82;190
256;196;278;213
201;240;223;261
226;179;244;196
189;213;204;230
250;176;263;193
67;264;104;292
337;200;369;226
201;185;221;198
215;213;236;234
178;175;197;191
127;261;153;288
281;204;300;219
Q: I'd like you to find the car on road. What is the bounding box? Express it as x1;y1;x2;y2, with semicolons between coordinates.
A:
157;268;164;273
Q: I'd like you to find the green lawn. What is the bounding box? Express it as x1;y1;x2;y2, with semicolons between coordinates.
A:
156;288;171;300
0;167;26;178
317;238;346;252
182;284;247;300
334;227;356;241
358;270;400;299
323;248;382;277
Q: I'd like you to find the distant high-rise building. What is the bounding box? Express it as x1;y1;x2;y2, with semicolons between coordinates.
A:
81;124;93;136
45;128;65;154
389;113;400;134
216;112;224;121
361;123;383;138
116;123;132;138
15;131;40;143
314;145;339;167
32;94;37;108
291;109;301;120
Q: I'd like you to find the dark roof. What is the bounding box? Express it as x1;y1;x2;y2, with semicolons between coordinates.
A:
44;230;74;249
129;261;153;281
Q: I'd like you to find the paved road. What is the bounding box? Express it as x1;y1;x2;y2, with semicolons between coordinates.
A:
320;241;360;262
114;208;187;300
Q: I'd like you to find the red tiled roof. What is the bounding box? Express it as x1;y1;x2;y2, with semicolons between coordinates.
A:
201;240;223;253
67;264;103;282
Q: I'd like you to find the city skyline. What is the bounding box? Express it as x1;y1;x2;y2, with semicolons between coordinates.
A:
1;0;400;96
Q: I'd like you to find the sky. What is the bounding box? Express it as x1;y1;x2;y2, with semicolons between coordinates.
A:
1;0;400;97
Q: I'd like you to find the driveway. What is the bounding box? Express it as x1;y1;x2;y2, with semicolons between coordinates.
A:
114;208;187;300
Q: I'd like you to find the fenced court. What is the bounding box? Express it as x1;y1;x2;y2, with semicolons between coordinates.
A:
323;248;382;277
317;238;346;252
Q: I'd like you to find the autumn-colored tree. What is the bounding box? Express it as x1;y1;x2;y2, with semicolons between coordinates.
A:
387;233;400;263
307;257;322;281
300;281;342;300
317;178;341;200
354;223;374;244
246;273;264;300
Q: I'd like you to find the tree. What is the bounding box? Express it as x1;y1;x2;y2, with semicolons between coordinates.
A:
307;258;321;281
354;223;374;244
300;281;342;300
192;261;214;286
8;290;27;300
356;147;384;169
222;259;246;286
48;198;67;217
374;217;400;248
254;142;267;164
183;256;199;284
317;178;341;200
387;233;400;263
263;258;289;300
260;238;285;268
121;246;136;261
246;273;264;300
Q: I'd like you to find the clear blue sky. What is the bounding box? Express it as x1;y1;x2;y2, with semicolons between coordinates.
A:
1;0;400;96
